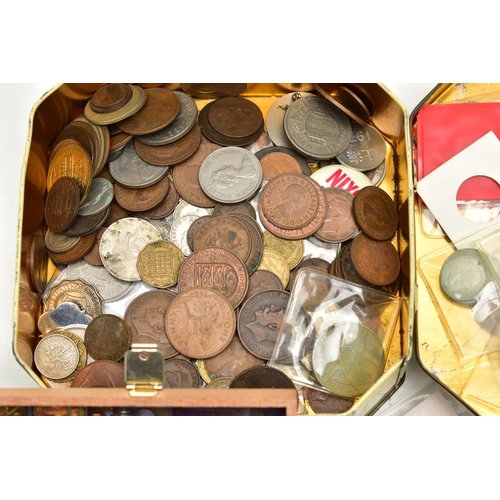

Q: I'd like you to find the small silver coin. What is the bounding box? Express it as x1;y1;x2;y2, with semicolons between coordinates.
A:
109;141;169;188
169;214;199;256
77;177;114;217
34;333;80;380
284;95;352;160
135;91;198;146
173;199;213;221
199;146;262;203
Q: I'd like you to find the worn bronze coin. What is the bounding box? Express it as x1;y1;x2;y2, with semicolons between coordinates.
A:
142;177;180;219
212;200;256;219
229;365;296;389
244;269;283;303
124;290;179;359
305;387;354;414
181;83;247;99
165;287;236;359
90;83;133;114
48;231;97;265
255;146;312;178
63;205;110;237
315;187;359;243
353;186;398;241
134;123;201;166
163;358;200;388
238;289;290;360
71;360;126;388
178;246;249;308
186;215;212;252
350;233;400;287
84;314;130;361
114;176;170;212
208;96;263;139
45;176;80;234
231;213;263;274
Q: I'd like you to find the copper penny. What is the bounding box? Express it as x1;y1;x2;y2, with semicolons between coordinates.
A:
255;146;311;177
84;314;130;361
212;200;256;219
83;226;108;266
171;142;221;207
244;269;283;303
315;187;359;243
258;177;327;240
109;130;134;152
231;213;264;274
178;246;248;308
165;287;236;359
192;215;251;263
186;215;212;252
71;360;126;388
142;178;180;219
114;176;170;212
90;83;133;114
142;87;180;122
181;83;247;99
305;387;354;414
104;200;128;225
350;233;400;287
163;358;200;388
229;366;296;389
124;290;179;359
116;88;179;136
237;289;290;360
200;336;262;383
134;123;202;166
48;231;97;265
353;186;398;241
208;96;263;139
45;176;80;233
137;240;184;289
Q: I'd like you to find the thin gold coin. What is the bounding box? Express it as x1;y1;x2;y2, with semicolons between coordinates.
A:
137;240;184;289
262;230;303;270
256;247;290;288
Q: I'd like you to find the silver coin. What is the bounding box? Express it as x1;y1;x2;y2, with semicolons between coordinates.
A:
173;199;213;221
77;178;114;216
109;141;169;188
170;214;199;256
336;121;387;172
364;159;386;187
67;259;134;302
135;91;198;146
37;301;93;335
45;229;81;253
99;217;162;282
54;323;95;364
34;333;79;380
284;96;352;160
266;92;315;149
199;146;263;203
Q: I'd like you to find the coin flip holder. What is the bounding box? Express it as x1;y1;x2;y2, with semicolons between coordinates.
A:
267;268;402;405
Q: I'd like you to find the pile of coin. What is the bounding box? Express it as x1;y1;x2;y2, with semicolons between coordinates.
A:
28;83;402;413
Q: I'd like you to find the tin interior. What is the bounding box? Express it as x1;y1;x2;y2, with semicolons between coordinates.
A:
14;83;412;415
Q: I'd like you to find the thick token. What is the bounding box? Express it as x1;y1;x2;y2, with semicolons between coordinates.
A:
90;83;133;114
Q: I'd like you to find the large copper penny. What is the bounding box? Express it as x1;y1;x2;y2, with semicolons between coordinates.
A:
142;178;180;219
71;360;126;388
229;366;296;389
163;358;200;388
244;269;283;303
134;123;201;166
231;213;263;274
305;387;354;414
237;289;290;360
45;176;80;233
350;233;400;287
114;176;170;212
353;186;398;241
186;215;212;252
84;314;130;361
90;83;133;114
208;96;263;139
192;215;251;263
165;288;236;359
178;246;248;308
255;146;312;177
212;200;256;219
315;187;359;243
124;290;179;359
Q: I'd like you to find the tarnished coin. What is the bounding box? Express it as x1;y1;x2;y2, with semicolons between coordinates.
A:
124;289;178;359
99;217;161;282
187;215;212;251
67;260;134;302
45;176;80;233
199;146;262;203
136;91;198;146
47;231;97;265
137;240;184;289
114;176;170;212
315;187;359;243
353;186;398;241
45;230;81;253
89;83;133;114
163;358;200;388
440;248;491;305
63;204;110;237
256;247;290;288
77;178;114;217
38;302;92;335
178;246;248;308
336;121;387;172
304;387;354;414
284;95;352;160
143;178;180;219
34;334;79;380
350;233;400;287
165;288;236;359
206;377;233;388
84;314;130;361
238;289;290;360
229;365;296;389
244;269;283;302
262;231;303;270
181;83;247;99
199;336;263;383
231;213;264;274
208;97;263;139
212;200;256;219
71;360;126;387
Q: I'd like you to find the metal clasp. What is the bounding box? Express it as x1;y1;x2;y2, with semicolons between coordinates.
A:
125;344;164;397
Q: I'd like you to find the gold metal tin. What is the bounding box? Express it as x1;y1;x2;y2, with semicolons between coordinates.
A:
12;83;413;415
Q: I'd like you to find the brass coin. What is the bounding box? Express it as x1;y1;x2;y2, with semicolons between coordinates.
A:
206;377;233;388
114;176;170;212
262;231;303;270
137;240;184;289
84;314;130;361
71;360;126;388
163;358;200;388
90;83;133;114
124;289;179;359
256;247;290;288
165;288;236;359
353;186;398;241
